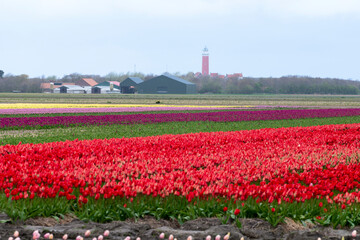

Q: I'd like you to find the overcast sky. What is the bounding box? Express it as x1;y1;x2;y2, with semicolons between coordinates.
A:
1;0;360;79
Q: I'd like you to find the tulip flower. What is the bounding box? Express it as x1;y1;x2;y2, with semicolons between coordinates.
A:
33;231;40;240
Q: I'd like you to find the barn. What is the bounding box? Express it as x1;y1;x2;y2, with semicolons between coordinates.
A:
91;86;120;94
120;77;144;93
75;78;98;87
59;85;86;94
95;81;121;90
138;74;196;94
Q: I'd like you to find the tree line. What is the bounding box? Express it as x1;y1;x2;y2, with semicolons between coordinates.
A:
0;71;359;95
188;75;360;95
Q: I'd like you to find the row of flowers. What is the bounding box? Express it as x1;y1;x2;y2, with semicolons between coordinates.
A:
0;103;243;110
0;107;236;115
1;108;360;128
1;123;360;205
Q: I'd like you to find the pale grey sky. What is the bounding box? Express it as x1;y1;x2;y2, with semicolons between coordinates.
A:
1;0;360;79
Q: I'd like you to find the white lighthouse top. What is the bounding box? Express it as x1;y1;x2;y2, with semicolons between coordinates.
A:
202;46;209;55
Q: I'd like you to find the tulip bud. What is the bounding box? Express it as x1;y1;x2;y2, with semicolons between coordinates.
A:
44;233;50;239
15;238;20;240
93;238;97;240
206;236;211;240
215;235;221;240
104;230;110;237
14;231;19;238
136;238;141;240
63;234;68;240
240;238;245;240
168;234;174;240
8;237;14;240
124;237;131;240
49;234;53;240
187;236;192;240
159;233;165;239
85;230;91;237
76;236;83;240
224;233;230;240
98;235;104;240
352;230;357;238
33;231;40;240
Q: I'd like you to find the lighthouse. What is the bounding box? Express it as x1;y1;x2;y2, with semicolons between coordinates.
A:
202;47;209;76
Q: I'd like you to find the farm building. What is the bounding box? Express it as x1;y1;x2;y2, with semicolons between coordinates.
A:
95;81;121;90
58;85;86;94
75;78;98;87
120;77;144;93
91;86;120;94
137;74;196;94
40;82;75;93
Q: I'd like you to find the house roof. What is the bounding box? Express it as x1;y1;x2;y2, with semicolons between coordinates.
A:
81;78;98;86
108;81;121;86
126;77;144;84
162;73;195;85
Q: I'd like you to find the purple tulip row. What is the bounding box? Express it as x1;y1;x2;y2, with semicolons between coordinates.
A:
1;108;360;128
0;107;238;115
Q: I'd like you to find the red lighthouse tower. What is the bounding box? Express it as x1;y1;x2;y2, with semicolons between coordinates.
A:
202;46;209;76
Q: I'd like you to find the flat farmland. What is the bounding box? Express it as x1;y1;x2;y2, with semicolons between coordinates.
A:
2;93;360;107
1;93;360;240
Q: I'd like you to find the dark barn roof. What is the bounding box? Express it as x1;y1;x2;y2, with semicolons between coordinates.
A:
137;74;197;94
120;77;144;86
161;73;195;85
127;77;144;84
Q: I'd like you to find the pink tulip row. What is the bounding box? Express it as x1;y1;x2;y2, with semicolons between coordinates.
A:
2;108;360;128
8;229;110;240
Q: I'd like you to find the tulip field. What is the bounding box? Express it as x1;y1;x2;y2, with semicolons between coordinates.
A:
2;101;360;228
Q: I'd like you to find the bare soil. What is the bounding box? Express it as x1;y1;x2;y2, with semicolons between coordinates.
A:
0;213;359;240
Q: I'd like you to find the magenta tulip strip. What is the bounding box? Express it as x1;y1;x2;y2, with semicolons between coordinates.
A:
1;108;360;128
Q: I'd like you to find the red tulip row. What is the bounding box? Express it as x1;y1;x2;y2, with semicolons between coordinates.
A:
1;123;360;205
